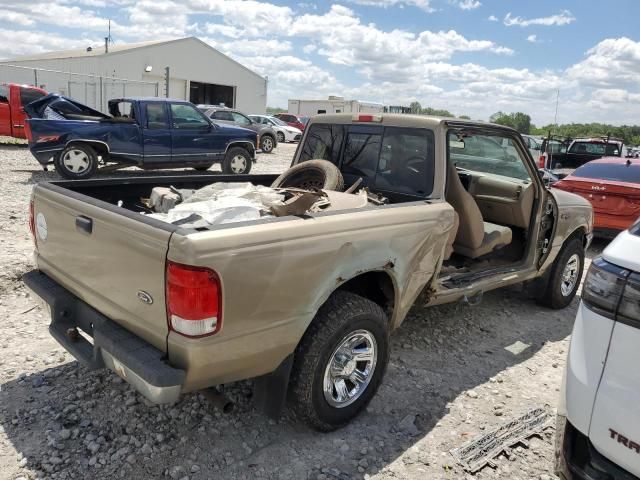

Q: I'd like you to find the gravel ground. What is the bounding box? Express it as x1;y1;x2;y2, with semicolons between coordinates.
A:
0;141;609;480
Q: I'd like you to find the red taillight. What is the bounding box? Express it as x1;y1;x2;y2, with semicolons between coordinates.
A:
166;261;222;338
537;155;545;169
29;199;36;241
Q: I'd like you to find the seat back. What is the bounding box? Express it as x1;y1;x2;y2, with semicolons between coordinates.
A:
445;163;485;250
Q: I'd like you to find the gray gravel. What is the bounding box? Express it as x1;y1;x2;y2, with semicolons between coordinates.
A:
0;141;609;479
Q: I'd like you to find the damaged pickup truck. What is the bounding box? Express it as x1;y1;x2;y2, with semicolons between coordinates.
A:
23;113;593;431
25;95;257;179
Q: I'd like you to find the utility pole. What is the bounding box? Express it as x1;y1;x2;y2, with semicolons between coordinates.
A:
164;67;170;98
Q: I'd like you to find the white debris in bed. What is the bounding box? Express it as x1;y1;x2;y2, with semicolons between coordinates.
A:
146;182;285;228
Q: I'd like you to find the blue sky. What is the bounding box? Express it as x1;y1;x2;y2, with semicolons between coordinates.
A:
1;0;639;125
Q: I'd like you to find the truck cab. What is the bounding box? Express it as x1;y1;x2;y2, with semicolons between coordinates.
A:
0;83;47;139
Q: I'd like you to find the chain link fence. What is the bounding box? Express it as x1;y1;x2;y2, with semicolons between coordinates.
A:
0;64;160;112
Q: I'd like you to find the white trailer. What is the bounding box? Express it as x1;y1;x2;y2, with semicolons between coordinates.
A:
288;96;383;116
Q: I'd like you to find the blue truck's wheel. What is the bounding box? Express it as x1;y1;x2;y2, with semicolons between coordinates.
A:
55;144;98;180
222;147;252;174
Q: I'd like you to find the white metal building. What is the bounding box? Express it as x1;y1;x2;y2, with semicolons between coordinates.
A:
288;96;384;116
0;37;267;114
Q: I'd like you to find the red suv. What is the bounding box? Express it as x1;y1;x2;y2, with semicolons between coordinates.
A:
274;113;306;131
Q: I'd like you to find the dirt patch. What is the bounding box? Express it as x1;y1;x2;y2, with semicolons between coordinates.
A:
0;144;608;480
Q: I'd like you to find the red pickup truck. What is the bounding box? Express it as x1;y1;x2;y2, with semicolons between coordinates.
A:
0;83;47;139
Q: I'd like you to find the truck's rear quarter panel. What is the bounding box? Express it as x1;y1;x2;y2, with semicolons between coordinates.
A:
166;202;454;391
33;185;172;351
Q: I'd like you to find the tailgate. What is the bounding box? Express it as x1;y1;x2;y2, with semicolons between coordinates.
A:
33;184;172;352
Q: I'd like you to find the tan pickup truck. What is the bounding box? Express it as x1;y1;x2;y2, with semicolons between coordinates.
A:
24;114;593;431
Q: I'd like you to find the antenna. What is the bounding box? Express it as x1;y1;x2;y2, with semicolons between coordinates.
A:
105;19;113;53
553;89;559;126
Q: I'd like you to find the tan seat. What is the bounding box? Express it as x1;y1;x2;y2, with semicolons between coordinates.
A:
445;163;512;259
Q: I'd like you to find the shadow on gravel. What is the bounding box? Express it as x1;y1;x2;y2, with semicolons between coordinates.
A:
0;246;607;480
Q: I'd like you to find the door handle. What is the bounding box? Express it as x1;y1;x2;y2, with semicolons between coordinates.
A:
75;215;93;234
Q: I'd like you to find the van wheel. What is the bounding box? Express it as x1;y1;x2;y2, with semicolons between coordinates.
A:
537;237;584;309
55;144;98;180
289;291;389;431
222;147;252;174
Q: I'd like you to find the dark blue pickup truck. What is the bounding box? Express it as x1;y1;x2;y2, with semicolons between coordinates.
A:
25;95;257;179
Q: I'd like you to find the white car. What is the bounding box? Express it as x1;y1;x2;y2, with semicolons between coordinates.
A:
556;220;640;479
249;115;302;143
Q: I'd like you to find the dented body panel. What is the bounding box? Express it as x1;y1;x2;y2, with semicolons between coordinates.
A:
166;201;455;391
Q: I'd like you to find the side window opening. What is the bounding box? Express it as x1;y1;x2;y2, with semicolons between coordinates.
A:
145;103;167;129
0;85;8;103
448;130;531;181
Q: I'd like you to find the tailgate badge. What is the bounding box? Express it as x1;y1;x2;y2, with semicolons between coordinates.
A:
137;291;154;305
36;213;48;241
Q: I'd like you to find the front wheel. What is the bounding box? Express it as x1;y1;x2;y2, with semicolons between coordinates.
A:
222;147;252;174
276;131;285;143
537;237;584;309
288;291;389;431
55;144;98;180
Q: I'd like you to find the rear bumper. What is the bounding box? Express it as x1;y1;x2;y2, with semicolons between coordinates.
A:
30;146;63;165
22;270;185;404
556;416;639;480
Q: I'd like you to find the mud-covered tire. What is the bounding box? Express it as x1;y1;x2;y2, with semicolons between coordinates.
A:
288;291;390;431
55;143;98;180
537;237;584;309
271;159;344;191
222;147;252;174
261;135;275;153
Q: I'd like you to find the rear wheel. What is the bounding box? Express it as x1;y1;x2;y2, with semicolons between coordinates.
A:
261;135;275;153
537;237;584;309
289;291;389;431
222;147;252;174
55;143;98;180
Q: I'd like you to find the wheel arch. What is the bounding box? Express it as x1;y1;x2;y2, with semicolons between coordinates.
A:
65;139;109;158
226;140;255;157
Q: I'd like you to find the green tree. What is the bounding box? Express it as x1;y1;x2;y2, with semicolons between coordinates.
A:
458;114;471;120
409;101;422;114
489;112;532;134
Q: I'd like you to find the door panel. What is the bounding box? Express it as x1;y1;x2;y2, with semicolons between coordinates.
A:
169;103;213;162
142;102;172;164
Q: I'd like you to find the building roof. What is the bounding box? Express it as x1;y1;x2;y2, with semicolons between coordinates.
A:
0;37;265;81
3;39;173;62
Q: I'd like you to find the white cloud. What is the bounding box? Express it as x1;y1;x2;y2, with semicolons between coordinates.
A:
487;14;498;21
456;0;481;11
527;34;538;43
302;44;317;54
3;11;35;26
347;0;435;12
504;10;576;27
566;37;640;88
0;28;94;58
